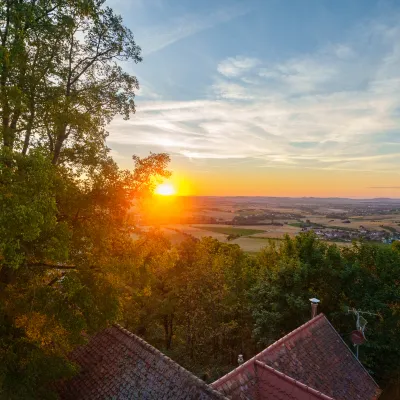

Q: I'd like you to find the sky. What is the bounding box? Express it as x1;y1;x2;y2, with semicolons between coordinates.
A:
105;0;400;197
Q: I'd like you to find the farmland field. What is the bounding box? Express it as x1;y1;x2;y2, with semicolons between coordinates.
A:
163;225;226;241
193;225;265;236
150;222;371;253
158;223;303;253
138;196;400;254
230;237;280;253
303;216;400;231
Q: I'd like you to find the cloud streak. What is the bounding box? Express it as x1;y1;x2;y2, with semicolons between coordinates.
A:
108;15;400;175
139;5;250;56
217;56;260;77
369;187;400;189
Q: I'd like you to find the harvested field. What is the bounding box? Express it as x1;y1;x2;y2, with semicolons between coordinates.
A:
231;237;275;253
251;225;301;238
304;216;400;231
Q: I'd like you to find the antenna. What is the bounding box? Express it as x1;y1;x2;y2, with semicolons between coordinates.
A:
346;307;381;359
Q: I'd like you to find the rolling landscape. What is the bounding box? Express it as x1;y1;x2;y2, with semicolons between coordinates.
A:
139;196;400;252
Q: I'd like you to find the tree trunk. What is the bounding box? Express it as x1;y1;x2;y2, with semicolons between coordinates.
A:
0;265;15;286
52;124;67;165
163;314;174;350
22;99;36;155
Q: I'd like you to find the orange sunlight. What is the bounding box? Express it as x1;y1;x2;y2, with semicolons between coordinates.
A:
155;182;176;196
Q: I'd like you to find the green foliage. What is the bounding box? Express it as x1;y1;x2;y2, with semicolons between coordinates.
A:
392;240;400;253
0;4;170;396
251;233;343;342
227;233;240;241
251;232;400;387
0;0;141;166
118;234;258;381
0;150;70;271
339;243;400;386
0;150;170;397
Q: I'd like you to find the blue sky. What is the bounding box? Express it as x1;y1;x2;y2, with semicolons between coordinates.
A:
106;0;400;196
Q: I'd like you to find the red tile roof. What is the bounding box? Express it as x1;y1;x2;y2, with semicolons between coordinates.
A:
212;314;381;400
254;361;335;400
58;324;227;400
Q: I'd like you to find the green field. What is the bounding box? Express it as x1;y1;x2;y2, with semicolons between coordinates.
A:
194;226;265;236
288;222;303;227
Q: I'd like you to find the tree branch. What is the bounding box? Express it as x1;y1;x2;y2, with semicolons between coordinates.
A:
29;262;101;271
29;262;78;270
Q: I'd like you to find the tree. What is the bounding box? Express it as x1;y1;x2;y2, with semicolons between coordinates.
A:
250;233;400;389
0;0;141;167
251;233;344;344
0;149;170;398
0;2;173;396
115;234;258;381
340;243;400;388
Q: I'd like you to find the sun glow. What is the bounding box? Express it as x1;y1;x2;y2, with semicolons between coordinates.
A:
155;183;176;196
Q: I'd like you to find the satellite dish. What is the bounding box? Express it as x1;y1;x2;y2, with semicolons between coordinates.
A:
351;330;365;345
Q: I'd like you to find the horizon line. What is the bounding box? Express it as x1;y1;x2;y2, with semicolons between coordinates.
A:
171;195;400;200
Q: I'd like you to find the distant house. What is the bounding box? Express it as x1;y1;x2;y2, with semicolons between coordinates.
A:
58;315;381;399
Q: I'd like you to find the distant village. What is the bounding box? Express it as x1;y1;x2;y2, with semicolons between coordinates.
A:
231;210;400;244
302;225;400;244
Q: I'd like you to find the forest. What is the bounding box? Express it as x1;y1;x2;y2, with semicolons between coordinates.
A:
0;0;399;398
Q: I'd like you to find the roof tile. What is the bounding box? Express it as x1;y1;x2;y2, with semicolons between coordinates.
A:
212;314;381;400
58;325;228;400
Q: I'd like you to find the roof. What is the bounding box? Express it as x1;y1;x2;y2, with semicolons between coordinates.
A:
212;314;381;400
58;324;227;400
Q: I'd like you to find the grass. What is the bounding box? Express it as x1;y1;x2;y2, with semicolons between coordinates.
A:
288;221;325;229
194;226;265;237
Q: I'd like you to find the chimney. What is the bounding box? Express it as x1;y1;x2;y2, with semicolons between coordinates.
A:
309;298;320;319
238;354;244;365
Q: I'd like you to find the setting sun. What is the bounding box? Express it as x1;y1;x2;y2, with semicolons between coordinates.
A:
155;183;176;196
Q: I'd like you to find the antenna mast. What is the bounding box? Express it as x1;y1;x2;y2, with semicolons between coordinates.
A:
346;307;381;359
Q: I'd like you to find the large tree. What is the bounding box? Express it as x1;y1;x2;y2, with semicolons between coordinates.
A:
0;0;141;165
0;1;172;398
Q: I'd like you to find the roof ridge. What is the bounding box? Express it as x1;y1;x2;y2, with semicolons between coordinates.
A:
255;313;326;360
212;313;325;388
112;324;228;400
254;360;335;400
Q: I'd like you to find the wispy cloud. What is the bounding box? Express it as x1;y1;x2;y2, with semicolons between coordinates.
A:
139;5;250;56
369;187;400;189
108;15;400;174
217;56;260;77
